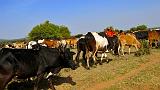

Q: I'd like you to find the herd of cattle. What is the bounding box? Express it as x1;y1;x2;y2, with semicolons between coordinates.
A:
0;30;160;90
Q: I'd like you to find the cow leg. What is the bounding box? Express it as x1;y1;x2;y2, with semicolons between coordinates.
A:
34;73;45;90
100;53;104;65
128;46;131;54
48;77;56;90
85;50;90;69
121;45;125;56
149;40;152;48
92;49;98;66
0;74;13;90
86;58;90;69
118;45;121;55
46;67;62;79
155;40;158;48
133;44;138;52
75;50;81;66
104;53;108;62
82;51;86;61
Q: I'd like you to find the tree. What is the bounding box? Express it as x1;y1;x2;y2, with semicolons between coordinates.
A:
59;25;71;38
129;25;148;32
28;20;71;41
130;27;137;32
136;25;147;31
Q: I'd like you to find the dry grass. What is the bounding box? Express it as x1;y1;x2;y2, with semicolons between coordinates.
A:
7;48;160;90
54;48;160;90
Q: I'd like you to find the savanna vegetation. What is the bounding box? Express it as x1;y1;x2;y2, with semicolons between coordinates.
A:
6;40;160;90
28;20;71;41
0;21;160;90
53;48;160;90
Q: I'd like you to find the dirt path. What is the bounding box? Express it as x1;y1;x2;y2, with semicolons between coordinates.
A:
86;53;160;90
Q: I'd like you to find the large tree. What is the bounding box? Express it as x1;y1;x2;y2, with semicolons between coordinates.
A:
28;20;71;41
136;24;147;31
129;24;148;32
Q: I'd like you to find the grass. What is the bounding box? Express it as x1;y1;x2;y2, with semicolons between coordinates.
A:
54;49;160;90
106;63;160;90
7;48;160;90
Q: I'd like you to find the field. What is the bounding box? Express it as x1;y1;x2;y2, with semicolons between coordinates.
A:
55;48;160;90
7;48;160;90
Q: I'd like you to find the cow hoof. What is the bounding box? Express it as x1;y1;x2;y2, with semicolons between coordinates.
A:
94;63;98;66
86;67;90;70
106;60;109;63
99;62;103;65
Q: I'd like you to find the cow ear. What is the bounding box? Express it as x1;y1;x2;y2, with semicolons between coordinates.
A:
71;51;76;55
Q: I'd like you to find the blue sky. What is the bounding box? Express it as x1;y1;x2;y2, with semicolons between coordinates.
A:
0;0;160;39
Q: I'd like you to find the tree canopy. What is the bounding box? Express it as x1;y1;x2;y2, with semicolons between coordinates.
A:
130;24;147;32
28;20;71;41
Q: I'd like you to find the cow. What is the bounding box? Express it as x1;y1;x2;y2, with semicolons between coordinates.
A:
148;30;160;48
78;32;119;69
26;41;68;78
118;32;141;55
0;43;5;48
133;30;160;48
38;39;61;48
0;45;77;90
5;44;15;48
26;41;38;49
133;30;148;40
59;39;67;48
66;37;77;48
75;36;86;66
13;42;27;48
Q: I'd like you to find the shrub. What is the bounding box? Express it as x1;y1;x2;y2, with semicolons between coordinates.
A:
135;40;150;56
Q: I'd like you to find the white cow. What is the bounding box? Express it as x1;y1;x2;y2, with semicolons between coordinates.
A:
85;32;109;69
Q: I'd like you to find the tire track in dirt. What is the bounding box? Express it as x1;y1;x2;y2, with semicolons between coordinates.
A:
85;53;160;90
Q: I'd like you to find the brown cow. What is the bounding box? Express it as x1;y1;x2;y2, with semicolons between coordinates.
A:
65;37;77;48
38;39;61;48
148;30;160;48
13;42;27;48
119;33;141;55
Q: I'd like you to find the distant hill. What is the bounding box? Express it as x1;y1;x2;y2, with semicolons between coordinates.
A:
0;39;9;42
0;38;28;43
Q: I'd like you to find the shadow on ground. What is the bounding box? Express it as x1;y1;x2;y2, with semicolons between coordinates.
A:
7;75;76;90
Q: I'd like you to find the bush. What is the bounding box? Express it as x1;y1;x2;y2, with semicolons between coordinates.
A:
135;40;150;56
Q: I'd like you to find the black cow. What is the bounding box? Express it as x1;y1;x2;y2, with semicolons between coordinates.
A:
75;37;87;66
98;32;119;55
133;31;148;40
0;45;76;90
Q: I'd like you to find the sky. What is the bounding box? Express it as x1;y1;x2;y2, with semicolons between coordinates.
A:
0;0;160;39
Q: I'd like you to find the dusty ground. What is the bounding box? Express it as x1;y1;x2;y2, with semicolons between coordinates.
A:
7;48;160;90
56;48;160;90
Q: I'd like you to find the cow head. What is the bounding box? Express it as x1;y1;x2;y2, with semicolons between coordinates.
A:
59;47;77;70
136;40;141;49
26;41;37;49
